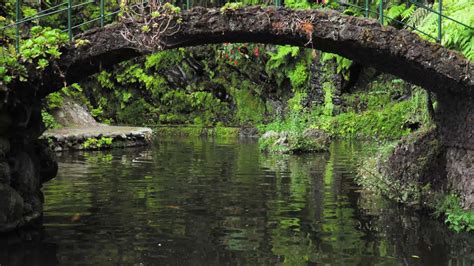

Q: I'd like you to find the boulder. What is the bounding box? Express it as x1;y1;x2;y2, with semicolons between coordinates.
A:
0;162;11;184
261;130;280;140
0;184;24;230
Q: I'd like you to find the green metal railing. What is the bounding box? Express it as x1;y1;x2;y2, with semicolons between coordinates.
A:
1;0;472;52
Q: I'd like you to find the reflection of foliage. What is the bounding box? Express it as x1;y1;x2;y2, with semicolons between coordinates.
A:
83;152;114;164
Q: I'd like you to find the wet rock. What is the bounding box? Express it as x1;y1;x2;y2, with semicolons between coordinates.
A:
35;141;58;184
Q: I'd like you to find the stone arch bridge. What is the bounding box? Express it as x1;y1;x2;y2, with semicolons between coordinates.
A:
0;6;472;232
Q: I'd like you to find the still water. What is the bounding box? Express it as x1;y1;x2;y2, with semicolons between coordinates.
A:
2;138;473;265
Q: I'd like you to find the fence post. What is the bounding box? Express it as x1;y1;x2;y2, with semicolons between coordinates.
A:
364;0;369;18
67;0;72;41
437;0;442;43
379;0;383;25
15;0;21;52
100;0;105;27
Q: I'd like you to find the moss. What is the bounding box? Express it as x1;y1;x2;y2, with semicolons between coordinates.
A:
154;126;239;138
215;125;240;138
230;84;266;125
259;130;329;154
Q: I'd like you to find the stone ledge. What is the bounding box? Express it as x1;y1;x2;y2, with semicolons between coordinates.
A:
40;125;153;152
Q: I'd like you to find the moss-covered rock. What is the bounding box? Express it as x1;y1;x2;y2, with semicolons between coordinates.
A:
259;129;330;154
358;127;444;205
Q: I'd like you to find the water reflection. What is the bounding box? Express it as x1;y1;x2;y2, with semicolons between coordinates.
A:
0;139;473;265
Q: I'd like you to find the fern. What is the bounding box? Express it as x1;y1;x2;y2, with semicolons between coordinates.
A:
386;3;416;25
266;46;300;70
405;5;431;29
417;0;474;61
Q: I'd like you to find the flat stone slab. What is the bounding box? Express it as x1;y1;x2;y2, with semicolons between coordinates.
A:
43;125;152;138
41;125;153;151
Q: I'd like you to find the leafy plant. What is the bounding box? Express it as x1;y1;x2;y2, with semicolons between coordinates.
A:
435;194;474;232
82;137;113;149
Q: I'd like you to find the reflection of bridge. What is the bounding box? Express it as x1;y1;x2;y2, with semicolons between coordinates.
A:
0;5;472;233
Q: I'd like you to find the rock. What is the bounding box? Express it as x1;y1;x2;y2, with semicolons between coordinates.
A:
239;126;259;137
10;152;40;196
303;128;330;146
303;128;329;140
52;97;99;127
35;141;58;184
274;132;289;147
0;137;10;158
0;113;12;134
0;184;24;227
0;162;11;184
261;130;279;139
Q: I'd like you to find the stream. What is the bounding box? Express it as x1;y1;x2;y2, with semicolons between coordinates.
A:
1;138;473;265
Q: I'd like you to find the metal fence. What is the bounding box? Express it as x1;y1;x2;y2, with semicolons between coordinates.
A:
1;0;473;51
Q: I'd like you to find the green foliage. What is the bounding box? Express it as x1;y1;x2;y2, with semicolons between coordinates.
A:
313;101;412;139
82;137;113;150
0;26;68;87
356;143;426;205
220;2;244;13
284;0;312;9
321;53;352;79
41;110;61;129
266;46;300;70
385;3;416;25
231;82;266;125
416;0;474;60
154;125;239;138
435;194;474;232
312;85;431;139
266;45;312;92
288;62;308;90
20;26;66;63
